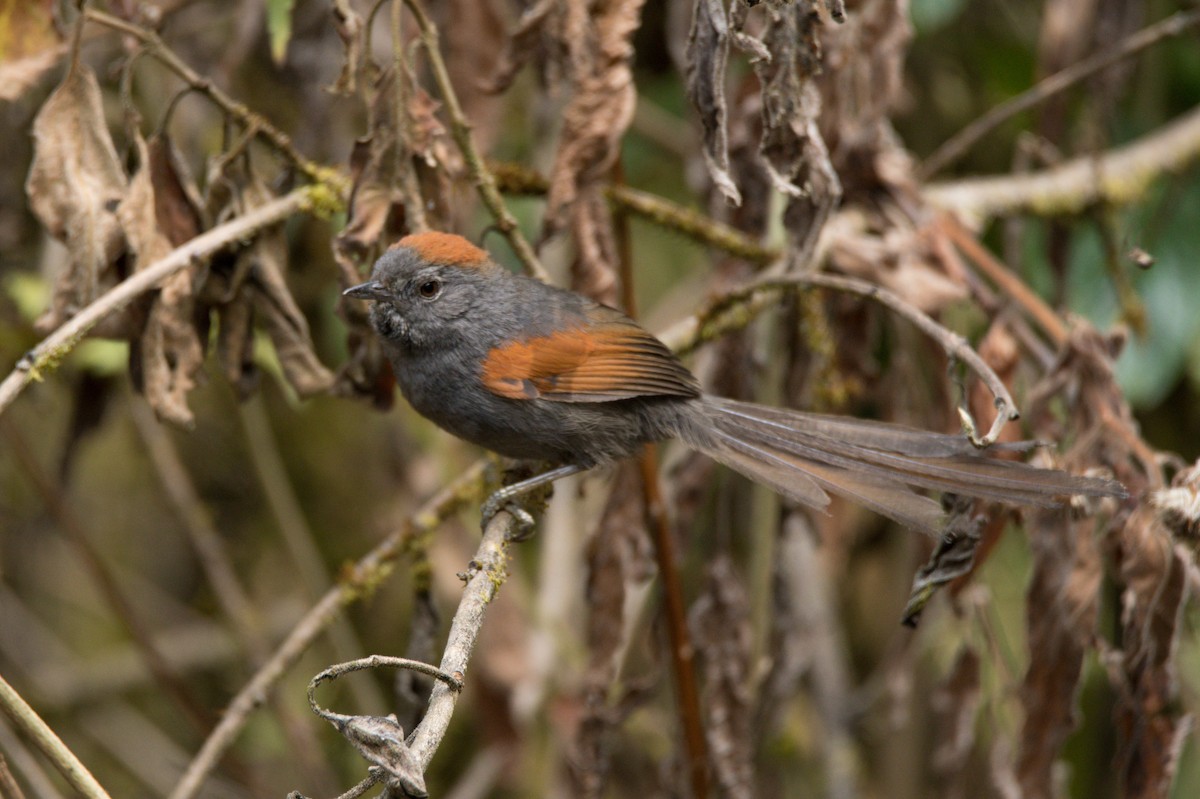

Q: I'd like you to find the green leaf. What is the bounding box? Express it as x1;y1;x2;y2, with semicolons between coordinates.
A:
267;0;295;65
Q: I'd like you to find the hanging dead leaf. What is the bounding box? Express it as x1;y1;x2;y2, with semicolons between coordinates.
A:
542;0;645;240
685;0;742;205
118;133;206;427
569;190;620;306
483;0;558;94
25;62;128;332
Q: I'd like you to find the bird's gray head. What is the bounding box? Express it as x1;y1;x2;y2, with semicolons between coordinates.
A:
344;232;504;351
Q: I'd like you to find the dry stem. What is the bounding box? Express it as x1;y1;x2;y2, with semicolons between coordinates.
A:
0;673;112;799
402;0;549;281
922;9;1200;177
0;189;312;420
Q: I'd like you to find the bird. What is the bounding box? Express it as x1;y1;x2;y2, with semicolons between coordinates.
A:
345;231;1125;535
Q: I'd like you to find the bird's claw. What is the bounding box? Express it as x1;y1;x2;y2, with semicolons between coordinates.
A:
480;495;537;541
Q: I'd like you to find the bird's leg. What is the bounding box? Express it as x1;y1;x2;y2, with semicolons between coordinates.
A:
481;464;586;540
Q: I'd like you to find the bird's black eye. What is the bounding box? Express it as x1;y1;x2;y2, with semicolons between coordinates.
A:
417;279;442;300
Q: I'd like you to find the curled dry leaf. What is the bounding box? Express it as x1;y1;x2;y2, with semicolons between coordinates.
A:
685;0;742;205
247;224;336;398
328;713;427;798
690;555;755;799
542;0;646;242
1017;326;1139;798
1110;504;1191;799
118;134;205;427
748;3;842;265
205;163;335;400
1016;508;1101;799
25;63;127;333
569;191;620;306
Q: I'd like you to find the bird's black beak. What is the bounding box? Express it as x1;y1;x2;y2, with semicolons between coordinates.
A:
344;280;389;301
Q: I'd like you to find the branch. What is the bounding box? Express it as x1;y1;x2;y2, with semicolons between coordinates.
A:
924;104;1200;222
168;460;487;799
83;9;348;195
402;0;549;281
408;509;518;767
921;9;1200;177
0;189;312;420
0;673;112;799
660;271;1020;447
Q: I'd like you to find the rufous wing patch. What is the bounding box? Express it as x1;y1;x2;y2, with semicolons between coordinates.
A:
392;231;492;269
481;316;701;403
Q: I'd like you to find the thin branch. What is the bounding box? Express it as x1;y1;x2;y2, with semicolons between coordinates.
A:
490;160;780;265
401;0;549;281
168;460;487;799
921;9;1200;177
924;104;1200;222
660;271;1020;447
939;215;1069;347
408;508;519;767
83;9;348;195
616;189;709;798
0;673;112;799
0;188;312;420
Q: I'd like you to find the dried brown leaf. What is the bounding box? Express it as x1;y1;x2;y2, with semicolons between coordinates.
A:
542;0;646;240
691;555;755;799
751;4;841;265
1110;504;1191;798
482;0;558;94
147;133;206;246
118;134;205;427
685;0;742;205
569;190;620;306
1017;325;1140;798
249;227;336;398
1016;508;1100;799
25;63;127;332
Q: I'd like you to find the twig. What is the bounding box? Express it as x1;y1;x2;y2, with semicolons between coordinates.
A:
616;191;709;798
0;752;27;799
921;9;1200;177
168;460;487;799
408;508;518;768
401;0;549;281
0;188;311;420
0;673;112;799
939;215;1069;347
641;444;710;798
82;9;347;195
490;160;780;265
660;271;1020;447
391;0;428;232
924;104;1200;222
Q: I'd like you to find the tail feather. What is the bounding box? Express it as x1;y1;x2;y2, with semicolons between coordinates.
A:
689;397;1125;536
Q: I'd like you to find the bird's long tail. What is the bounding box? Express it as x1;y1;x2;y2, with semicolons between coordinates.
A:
687;396;1125;536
